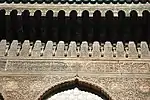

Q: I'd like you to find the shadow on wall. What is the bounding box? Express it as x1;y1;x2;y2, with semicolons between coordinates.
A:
0;9;150;43
0;93;4;100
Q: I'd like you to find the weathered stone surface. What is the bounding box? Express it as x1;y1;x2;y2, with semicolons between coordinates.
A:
128;41;138;58
80;76;150;100
116;41;124;57
0;61;6;72
104;41;113;58
0;40;6;56
0;40;150;100
4;60;150;74
6;61;70;73
20;40;30;57
0;75;149;100
55;41;64;57
92;41;100;57
43;41;53;57
141;41;150;58
8;40;18;57
80;41;88;57
68;41;77;57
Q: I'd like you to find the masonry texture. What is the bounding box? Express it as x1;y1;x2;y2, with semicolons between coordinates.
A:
0;40;149;100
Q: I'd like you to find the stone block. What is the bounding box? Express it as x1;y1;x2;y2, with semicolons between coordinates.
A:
0;40;6;56
116;41;124;57
8;40;18;57
43;41;53;57
141;41;150;58
20;40;30;57
55;41;64;57
32;40;42;57
104;41;113;58
68;41;77;57
128;41;138;58
92;41;100;57
80;41;88;57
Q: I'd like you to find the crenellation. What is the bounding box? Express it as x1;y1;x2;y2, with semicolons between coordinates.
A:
68;41;77;57
128;41;138;58
55;41;65;57
116;41;125;58
32;40;42;57
104;41;113;58
0;4;149;17
43;41;53;57
0;40;6;57
20;40;30;57
8;40;18;57
0;40;150;58
140;41;150;58
92;41;100;57
80;41;88;57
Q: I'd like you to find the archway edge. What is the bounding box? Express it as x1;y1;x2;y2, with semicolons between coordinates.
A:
37;77;114;100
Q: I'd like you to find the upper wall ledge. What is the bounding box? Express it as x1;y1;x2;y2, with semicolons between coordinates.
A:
1;40;150;59
0;3;150;16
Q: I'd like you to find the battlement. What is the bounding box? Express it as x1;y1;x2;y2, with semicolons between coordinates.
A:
1;40;150;59
0;3;150;16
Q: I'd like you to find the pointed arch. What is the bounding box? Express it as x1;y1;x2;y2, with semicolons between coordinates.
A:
38;78;113;100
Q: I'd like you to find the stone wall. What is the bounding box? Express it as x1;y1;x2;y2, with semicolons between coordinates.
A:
0;40;150;100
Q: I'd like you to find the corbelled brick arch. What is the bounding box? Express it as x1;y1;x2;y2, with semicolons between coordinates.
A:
38;78;113;100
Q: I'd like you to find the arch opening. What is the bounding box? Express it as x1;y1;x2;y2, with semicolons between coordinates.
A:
38;79;112;100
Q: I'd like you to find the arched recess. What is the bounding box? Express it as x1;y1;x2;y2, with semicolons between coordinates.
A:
38;78;113;100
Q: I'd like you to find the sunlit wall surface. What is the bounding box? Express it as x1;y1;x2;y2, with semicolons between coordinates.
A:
47;88;104;100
